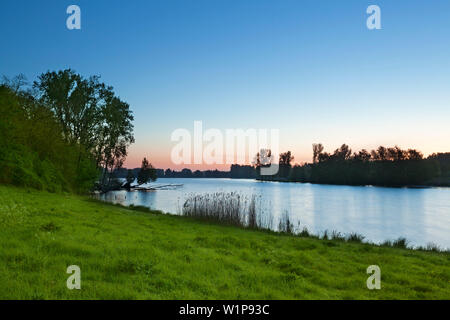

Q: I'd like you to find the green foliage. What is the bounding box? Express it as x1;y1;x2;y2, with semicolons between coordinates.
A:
392;237;409;249
0;84;97;192
346;233;365;243
1;69;135;193
0;185;449;299
33;69;134;189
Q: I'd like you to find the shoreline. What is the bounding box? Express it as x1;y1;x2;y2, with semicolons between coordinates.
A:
94;197;450;253
2;184;449;299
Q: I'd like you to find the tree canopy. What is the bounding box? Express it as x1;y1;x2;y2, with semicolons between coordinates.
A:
0;70;135;192
137;157;157;185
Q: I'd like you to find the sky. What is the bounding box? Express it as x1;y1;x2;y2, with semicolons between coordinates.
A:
1;0;450;170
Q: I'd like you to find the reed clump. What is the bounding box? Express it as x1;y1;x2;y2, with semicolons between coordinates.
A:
182;192;273;230
278;210;294;234
182;192;449;253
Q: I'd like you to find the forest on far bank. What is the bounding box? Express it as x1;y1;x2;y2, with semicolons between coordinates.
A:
114;146;450;188
275;145;450;187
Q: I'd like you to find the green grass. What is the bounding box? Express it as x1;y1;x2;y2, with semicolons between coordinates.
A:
0;185;449;299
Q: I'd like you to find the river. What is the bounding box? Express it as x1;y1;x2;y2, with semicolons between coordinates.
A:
96;178;450;249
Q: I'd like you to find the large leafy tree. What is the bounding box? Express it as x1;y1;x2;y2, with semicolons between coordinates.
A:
33;69;134;188
33;70;103;148
95;94;134;186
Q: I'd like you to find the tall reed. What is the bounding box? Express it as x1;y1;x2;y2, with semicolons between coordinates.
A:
182;192;273;230
181;192;448;252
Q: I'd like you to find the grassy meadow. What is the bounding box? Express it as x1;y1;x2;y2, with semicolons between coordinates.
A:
0;185;449;299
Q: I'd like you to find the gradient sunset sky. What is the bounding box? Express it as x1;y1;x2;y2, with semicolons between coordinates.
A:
1;0;450;170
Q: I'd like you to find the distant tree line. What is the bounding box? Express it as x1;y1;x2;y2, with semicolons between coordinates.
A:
0;71;135;193
261;144;448;187
113;145;449;188
115;167;231;179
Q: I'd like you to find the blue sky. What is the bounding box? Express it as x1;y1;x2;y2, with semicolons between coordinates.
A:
1;0;450;168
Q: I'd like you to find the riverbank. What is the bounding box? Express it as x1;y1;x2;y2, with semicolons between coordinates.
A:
0;185;449;299
255;176;450;188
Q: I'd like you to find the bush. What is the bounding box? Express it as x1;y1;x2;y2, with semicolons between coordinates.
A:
0;85;97;193
392;237;409;249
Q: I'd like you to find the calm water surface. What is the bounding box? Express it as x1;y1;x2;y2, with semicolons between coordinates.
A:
97;178;450;248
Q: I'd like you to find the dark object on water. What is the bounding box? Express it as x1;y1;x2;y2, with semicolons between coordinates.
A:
123;181;131;191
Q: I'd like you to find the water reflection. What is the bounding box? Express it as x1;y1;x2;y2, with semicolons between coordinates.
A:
96;178;450;248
